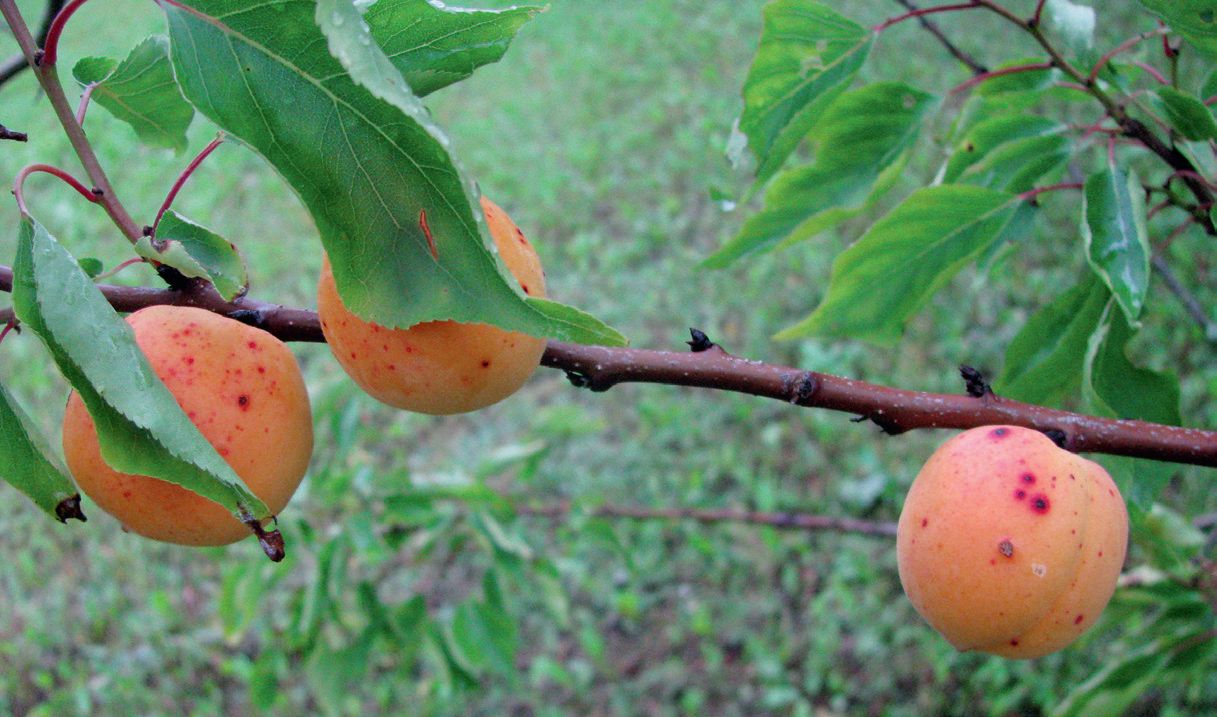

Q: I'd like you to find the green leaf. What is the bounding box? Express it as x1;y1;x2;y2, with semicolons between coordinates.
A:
997;274;1109;404
943;114;1061;183
1053;629;1195;717
161;0;623;346
1084;302;1181;427
11;218;271;523
1156;86;1217;140
0;381;81;520
957;132;1070;194
78;257;104;278
734;0;872;185
707;82;936;267
72;36;194;152
448;599;519;678
1138;0;1217;58
1082;166;1150;324
1083;302;1180;508
306;629;374;714
777;185;1021;344
1203;68;1217;100
363;0;540;98
1044;0;1096;59
138;211;248;301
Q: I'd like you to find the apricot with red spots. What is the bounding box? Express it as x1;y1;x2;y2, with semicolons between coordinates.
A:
897;425;1128;659
61;306;313;546
317;196;547;415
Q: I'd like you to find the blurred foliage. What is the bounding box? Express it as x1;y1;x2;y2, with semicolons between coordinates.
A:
1;0;1216;715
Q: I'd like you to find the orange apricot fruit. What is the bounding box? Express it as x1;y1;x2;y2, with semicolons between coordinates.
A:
896;425;1128;659
61;305;313;546
317;196;547;415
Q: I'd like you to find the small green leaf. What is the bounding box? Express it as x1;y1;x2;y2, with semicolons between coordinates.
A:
943;114;1061;183
0;381;81;520
997;274;1109;405
449;599;519;678
735;0;872;185
1082;166;1150;324
363;0;540;97
1156;86;1217;140
777;185;1021;344
707;82;936;267
1044;0;1096;59
78;257;104;278
1202;68;1217;101
138;211;248;301
1138;0;1217;58
163;0;623;345
306;629;374;714
11;218;270;526
72;36;194;152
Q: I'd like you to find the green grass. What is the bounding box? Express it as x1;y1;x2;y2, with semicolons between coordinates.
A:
1;0;1216;715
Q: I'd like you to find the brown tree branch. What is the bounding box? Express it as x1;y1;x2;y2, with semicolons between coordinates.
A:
4;265;1217;468
516;501;898;537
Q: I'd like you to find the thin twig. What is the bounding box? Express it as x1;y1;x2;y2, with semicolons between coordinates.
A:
517;502;898;537
950;60;1052;94
1088;28;1168;84
0;123;28;141
873;1;980;33
889;0;986;74
1152;253;1217;343
0;0;142;242
12;163;102;215
0;0;64;86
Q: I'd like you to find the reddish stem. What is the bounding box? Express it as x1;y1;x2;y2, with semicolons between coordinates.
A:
93;257;148;281
1160;218;1198;253
40;0;91;67
75;81;97;125
1205;96;1217;107
872;1;979;32
1088;28;1168;84
1132;60;1168;85
1018;181;1083;202
152;134;225;232
0;316;17;347
950;60;1052;94
517;502;897;537
1030;0;1047;26
1147;197;1173;221
12;163;101;216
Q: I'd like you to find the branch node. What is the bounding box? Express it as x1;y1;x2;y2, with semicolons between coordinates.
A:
786;372;817;405
959;364;993;398
564;370;592;389
155;264;193;291
90;186;103;197
242;512;286;562
33;49;44;67
54;494;87;523
1042;429;1068;449
686;328;715;352
228;308;268;329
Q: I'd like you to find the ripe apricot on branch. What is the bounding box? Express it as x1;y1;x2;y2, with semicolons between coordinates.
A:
61;306;313;546
896;425;1128;659
317;196;547;415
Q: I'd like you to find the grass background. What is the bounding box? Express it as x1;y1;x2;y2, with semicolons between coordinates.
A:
1;0;1216;714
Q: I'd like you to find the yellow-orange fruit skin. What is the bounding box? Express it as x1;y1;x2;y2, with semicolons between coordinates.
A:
317;196;547;415
897;425;1128;659
61;306;313;546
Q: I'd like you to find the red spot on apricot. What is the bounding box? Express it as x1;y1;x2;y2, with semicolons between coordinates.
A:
481;360;491;368
1030;494;1050;513
1010;639;1019;646
1074;614;1084;625
990;427;1010;439
1014;489;1026;500
247;340;257;349
921;518;928;528
1020;473;1036;484
237;394;250;410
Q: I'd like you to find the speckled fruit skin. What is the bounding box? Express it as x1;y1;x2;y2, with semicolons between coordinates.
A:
897;425;1128;659
317;196;547;415
61;306;313;546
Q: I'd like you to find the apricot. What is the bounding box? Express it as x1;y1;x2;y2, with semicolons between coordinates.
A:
896;425;1128;659
61;305;313;546
317;196;547;414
